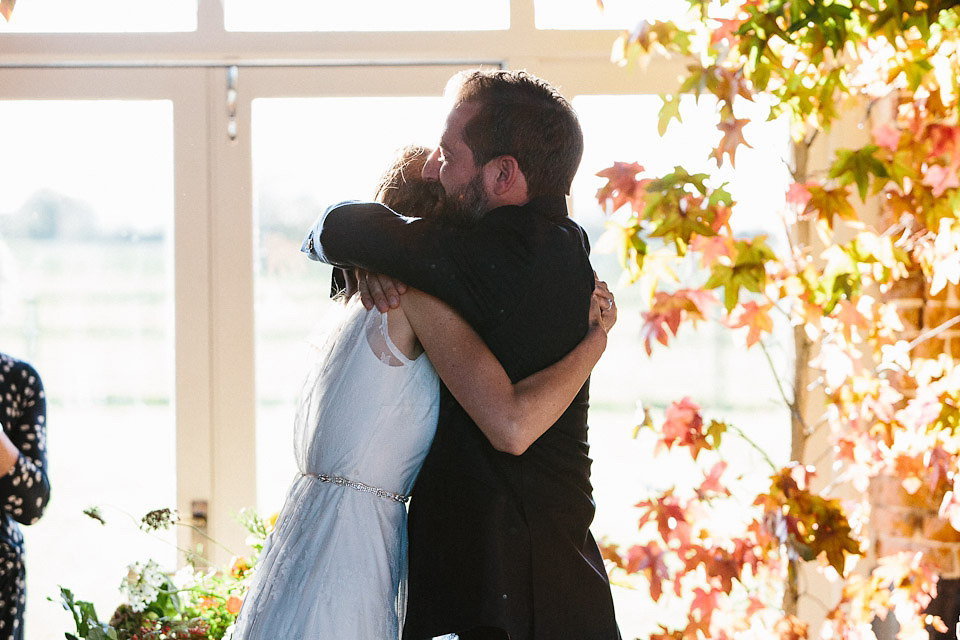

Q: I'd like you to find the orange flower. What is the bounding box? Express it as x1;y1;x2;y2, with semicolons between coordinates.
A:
198;596;217;610
226;596;243;615
267;512;279;533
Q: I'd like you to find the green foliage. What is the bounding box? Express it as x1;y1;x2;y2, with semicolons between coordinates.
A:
58;588;118;640
597;0;960;637
58;507;272;640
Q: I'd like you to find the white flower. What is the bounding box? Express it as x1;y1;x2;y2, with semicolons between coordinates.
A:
120;559;166;612
171;564;199;590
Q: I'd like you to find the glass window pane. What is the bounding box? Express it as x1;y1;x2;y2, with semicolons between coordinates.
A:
226;0;508;32
569;94;792;635
3;0;196;32
0;101;176;638
252;96;447;515
535;0;691;29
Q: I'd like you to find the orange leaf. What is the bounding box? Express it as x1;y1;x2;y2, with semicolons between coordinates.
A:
774;615;808;640
710;118;752;168
690;234;734;268
709;18;744;47
728;300;774;347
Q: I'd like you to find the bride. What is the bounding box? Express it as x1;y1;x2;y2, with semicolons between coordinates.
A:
230;145;616;640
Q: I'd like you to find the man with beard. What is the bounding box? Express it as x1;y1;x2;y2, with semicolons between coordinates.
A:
303;68;620;640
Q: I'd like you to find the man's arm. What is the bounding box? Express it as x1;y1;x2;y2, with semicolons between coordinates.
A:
303;201;441;273
303;200;516;321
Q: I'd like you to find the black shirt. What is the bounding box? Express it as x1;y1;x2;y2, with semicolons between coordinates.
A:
305;196;619;640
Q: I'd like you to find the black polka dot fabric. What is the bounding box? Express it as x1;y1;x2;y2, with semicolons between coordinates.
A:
0;354;50;640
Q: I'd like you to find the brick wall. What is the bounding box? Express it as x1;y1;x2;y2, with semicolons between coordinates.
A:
870;475;960;578
874;276;960;576
886;274;960;360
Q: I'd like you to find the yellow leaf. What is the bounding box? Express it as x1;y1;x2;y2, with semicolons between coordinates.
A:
0;0;15;21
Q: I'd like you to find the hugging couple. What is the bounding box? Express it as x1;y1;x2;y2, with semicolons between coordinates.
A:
231;68;621;640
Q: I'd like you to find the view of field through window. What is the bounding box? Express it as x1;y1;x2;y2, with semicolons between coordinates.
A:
0;100;178;637
0;84;792;638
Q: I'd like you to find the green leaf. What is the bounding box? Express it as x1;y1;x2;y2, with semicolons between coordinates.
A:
803;185;856;229
826;145;888;202
902;58;934;92
658;94;683;136
679;64;708;99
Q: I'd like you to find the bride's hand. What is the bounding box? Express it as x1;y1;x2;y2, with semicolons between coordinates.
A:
590;276;617;334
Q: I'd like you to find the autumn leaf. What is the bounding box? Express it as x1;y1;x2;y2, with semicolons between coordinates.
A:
827;145;889;202
597;539;624;570
649;626;684;640
922;163;960;198
696;461;731;498
872;123;901;151
710;118;752;168
926;123;960;163
690;234;734;268
785;181;814;208
704;237;776;311
625;542;670;601
833;300;868;344
801;185;856;231
661;397;701;442
638;289;714;355
637;490;691;546
709;17;745;48
658;94;682;136
0;0;15;21
690;587;720;624
596;161;648;213
728;300;774;347
774;615;808;640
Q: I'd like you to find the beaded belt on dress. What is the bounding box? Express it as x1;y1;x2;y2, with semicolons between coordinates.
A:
300;472;410;504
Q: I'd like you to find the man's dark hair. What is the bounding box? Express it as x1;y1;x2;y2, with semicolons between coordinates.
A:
450;68;584;198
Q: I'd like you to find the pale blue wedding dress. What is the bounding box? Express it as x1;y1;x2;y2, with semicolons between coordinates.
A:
232;296;439;640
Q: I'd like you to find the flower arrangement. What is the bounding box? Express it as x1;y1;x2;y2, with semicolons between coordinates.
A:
57;507;273;640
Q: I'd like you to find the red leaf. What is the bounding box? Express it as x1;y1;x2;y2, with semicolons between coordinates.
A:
696;461;731;498
595;161;649;214
661;397;704;456
785;181;815;208
625;541;669;601
639;289;716;355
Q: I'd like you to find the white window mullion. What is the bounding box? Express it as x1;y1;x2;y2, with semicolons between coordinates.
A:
206;64;258;562
172;67;217;565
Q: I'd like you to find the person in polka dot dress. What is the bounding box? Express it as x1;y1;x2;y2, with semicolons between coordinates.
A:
0;353;50;640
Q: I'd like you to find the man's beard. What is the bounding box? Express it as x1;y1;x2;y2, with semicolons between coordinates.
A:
441;172;488;225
